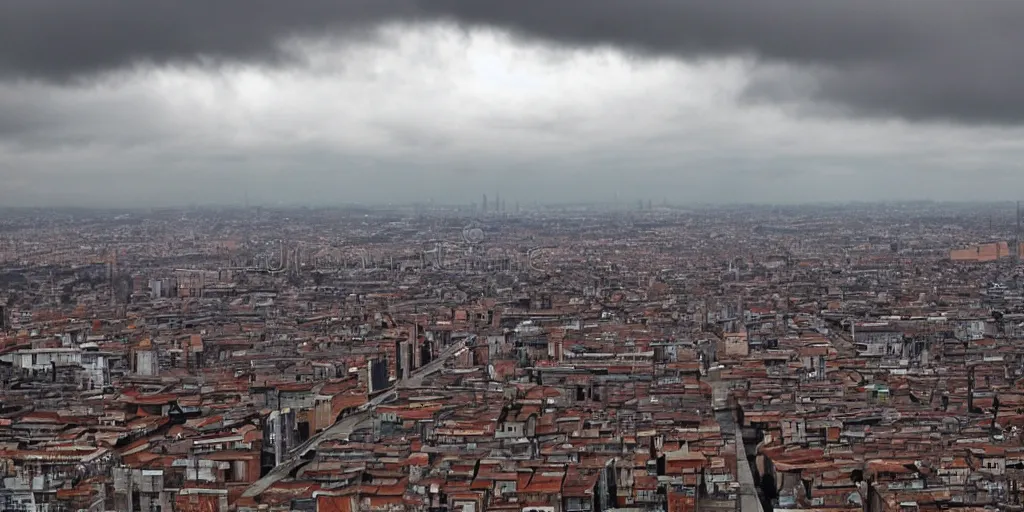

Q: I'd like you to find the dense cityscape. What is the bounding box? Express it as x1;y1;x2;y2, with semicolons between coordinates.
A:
5;0;1024;511
0;201;1020;512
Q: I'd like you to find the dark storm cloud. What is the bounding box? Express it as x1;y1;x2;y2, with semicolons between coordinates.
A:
416;0;1024;124
2;0;1024;123
0;0;418;80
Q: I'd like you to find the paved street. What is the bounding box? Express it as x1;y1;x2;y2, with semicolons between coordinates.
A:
242;337;469;499
710;370;764;512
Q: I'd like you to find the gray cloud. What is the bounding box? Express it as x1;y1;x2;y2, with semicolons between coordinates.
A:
2;0;1024;212
1;25;1022;210
0;0;416;80
2;1;1024;123
417;0;1024;124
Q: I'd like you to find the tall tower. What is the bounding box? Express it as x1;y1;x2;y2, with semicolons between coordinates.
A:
108;250;117;306
482;194;488;214
1017;201;1021;261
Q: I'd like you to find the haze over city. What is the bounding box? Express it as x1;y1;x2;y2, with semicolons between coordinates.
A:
3;1;1024;206
8;3;1024;512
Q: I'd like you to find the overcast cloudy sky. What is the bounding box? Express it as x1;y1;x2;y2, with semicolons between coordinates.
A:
2;1;1024;207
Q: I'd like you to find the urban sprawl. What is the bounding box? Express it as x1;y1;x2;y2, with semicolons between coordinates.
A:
0;202;1021;512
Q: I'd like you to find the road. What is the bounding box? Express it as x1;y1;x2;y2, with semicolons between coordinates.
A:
732;421;764;512
242;413;371;498
398;337;469;389
242;337;469;499
709;369;764;512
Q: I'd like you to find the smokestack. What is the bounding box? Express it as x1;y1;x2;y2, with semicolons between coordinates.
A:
1017;201;1021;261
274;413;284;466
968;365;976;413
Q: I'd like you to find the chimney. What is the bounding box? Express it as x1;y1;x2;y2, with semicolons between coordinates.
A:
968;365;976;413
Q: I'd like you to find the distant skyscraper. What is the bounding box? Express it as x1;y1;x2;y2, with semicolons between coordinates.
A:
482;194;488;213
1017;201;1022;261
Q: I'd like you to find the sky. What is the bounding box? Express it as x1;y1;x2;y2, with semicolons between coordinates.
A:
2;0;1024;207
